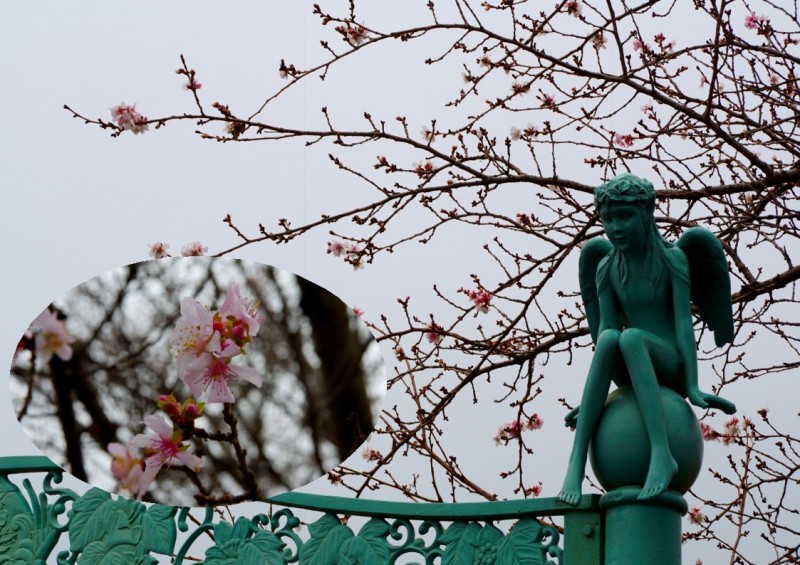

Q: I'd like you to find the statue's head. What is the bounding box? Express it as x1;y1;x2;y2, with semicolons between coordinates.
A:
594;174;662;256
594;173;655;215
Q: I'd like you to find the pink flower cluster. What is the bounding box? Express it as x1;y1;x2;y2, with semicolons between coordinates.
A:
688;506;706;524
128;415;204;499
327;240;365;270
700;416;752;446
493;414;543;445
335;23;368;46
170;284;264;404
183;77;202;91
524;482;543;497
108;442;144;495
468;288;492;314
425;323;443;345
109;103;149;134
613;133;633;148
181;241;208;257
109;284;264;499
147;241;208;258
361;445;383;462
744;12;768;30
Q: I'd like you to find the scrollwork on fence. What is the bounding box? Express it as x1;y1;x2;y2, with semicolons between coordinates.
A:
0;456;599;564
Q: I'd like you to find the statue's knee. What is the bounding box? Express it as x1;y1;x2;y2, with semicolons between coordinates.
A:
596;329;621;349
618;328;646;353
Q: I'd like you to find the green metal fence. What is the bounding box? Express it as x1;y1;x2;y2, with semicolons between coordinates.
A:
0;456;602;564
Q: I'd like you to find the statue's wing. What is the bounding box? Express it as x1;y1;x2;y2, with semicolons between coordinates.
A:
675;227;734;347
579;238;613;344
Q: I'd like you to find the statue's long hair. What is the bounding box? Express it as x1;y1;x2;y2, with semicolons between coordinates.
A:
594;174;685;296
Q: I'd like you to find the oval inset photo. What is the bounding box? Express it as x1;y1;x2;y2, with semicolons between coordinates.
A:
9;258;386;506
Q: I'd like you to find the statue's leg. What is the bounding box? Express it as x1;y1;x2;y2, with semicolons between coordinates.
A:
618;328;681;500
559;328;621;506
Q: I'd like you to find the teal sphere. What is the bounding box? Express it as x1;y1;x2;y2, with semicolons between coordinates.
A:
589;385;703;493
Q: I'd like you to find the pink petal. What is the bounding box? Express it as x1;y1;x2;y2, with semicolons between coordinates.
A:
143;414;173;439
219;285;241;317
129;433;156;449
206;379;235;404
107;442;128;457
232;365;262;388
182;353;214;398
135;457;162;499
176;451;204;473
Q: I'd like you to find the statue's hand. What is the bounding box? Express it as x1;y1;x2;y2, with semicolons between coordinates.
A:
564;405;580;429
688;390;736;415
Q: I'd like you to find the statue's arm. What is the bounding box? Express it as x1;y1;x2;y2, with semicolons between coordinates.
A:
670;248;737;414
669;248;700;396
597;270;620;333
565;279;619;428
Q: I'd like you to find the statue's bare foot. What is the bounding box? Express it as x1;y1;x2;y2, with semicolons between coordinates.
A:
558;474;583;506
638;453;678;500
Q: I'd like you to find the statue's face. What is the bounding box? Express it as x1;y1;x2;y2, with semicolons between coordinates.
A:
599;201;646;254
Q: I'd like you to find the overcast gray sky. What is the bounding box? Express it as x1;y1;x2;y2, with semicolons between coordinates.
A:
2;2;797;562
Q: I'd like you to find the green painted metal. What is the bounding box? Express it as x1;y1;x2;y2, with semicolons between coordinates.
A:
600;488;685;565
0;455;601;564
558;174;737;563
560;173;735;508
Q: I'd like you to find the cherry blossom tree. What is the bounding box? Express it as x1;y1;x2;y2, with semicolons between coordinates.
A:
67;1;800;561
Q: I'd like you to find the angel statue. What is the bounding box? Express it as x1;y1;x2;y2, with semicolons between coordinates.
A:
558;173;736;506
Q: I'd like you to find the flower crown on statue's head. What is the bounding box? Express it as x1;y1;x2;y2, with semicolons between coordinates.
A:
594;173;656;211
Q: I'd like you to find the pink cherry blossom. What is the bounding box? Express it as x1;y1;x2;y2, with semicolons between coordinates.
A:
328;240;346;257
613;133;633;148
494;419;523;444
592;32;608;50
688;506;706;524
425;323;443;345
722;416;740;445
632;38;643;51
509;127;521;140
31;309;75;363
108;442;144;495
149;242;170;259
109;102;149;134
699;421;719;441
415;161;434;176
346;243;365;270
744;12;759;29
527;413;543;430
468;288;492;314
524;482;543;497
361;445;383;462
494;415;543;444
129;415;203;499
353;307;364;317
565;0;581;16
183;77;202;91
336;23;368;46
421;126;436;142
181;344;263;403
170;297;216;374
218;284;263;342
181;241;207;256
